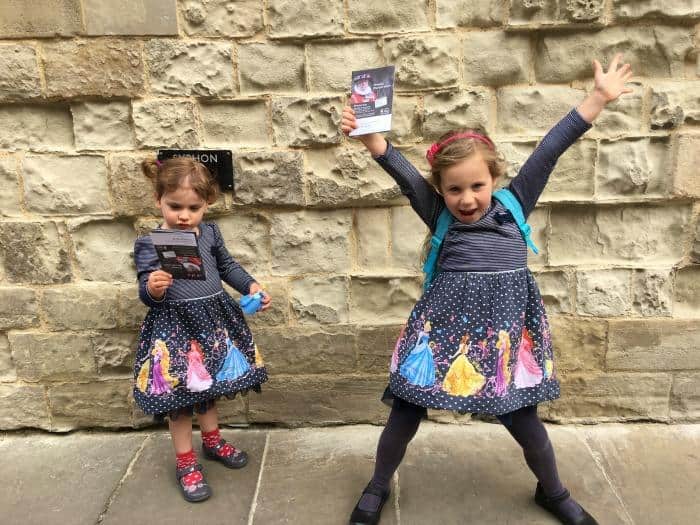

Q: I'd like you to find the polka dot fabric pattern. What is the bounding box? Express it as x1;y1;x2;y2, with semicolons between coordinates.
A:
387;269;559;415
133;291;267;416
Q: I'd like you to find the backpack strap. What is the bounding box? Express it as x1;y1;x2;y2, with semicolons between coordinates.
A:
493;188;539;254
422;207;454;292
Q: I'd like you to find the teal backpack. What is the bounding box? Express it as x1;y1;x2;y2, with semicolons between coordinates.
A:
421;188;539;292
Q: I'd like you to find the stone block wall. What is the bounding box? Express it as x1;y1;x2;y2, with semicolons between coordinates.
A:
0;0;698;430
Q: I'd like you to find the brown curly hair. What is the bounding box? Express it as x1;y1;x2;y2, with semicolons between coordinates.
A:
141;157;220;204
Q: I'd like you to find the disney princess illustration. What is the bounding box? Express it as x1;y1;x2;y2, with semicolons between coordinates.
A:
136;339;179;395
443;334;486;397
216;331;251;382
399;321;436;387
186;339;213;392
513;328;544;389
494;330;512;397
390;324;407;373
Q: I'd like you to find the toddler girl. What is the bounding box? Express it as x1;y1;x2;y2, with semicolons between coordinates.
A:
133;157;270;502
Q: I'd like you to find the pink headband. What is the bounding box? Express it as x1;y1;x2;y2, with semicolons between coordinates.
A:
426;132;495;166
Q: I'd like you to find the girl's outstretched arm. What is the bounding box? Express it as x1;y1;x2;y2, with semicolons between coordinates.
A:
341;106;388;156
577;53;634;123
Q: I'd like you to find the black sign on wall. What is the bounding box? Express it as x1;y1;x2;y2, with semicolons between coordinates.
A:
157;149;234;191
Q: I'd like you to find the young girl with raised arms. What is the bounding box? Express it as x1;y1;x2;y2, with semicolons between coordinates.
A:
133;158;270;502
341;54;634;525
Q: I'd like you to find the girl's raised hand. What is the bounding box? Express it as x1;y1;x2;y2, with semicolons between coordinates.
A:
592;53;634;103
341;106;358;136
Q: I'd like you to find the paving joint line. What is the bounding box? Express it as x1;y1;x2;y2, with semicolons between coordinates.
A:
247;431;270;525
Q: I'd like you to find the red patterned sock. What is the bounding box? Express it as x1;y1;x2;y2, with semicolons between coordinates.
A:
176;449;203;485
202;428;236;457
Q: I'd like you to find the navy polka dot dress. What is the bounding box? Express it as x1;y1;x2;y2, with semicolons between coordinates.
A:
132;222;267;417
376;109;592;415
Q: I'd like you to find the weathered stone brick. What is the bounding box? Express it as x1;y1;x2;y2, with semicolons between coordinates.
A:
0;221;71;284
0;0;81;38
24;155;110;215
238;43;305;94
234;151;304;206
607;320;700;370
255;328;357;375
217;214;271;277
613;0;700;21
650;81;700;129
69;220;136;283
384;36;460;90
674;266;700;317
305;147;402;207
200;100;269;148
540;140;596;202
561;0;606;21
146;40;234;97
674;135;700;198
93;330;137;376
108;154;160;217
10;331;97;382
462;32;531;86
423;89;491;140
83;0;178;35
180;0;263;37
0;287;38;329
590;83;644;136
270;210;352;275
0;384;49;430
44;40;145;98
356;208;391;270
576;269;632;317
42;284;118;331
550;205;691;265
248;375;388;425
48;380;132;430
348;0;430;33
290;276;350;325
536;27;693;82
272;97;343;147
386;96;422;145
671;372;700;420
436;0;507;28
508;0;558;26
0;156;21;217
72;102;135;151
0;44;41;100
550;315;607;373
391;206;427;273
117;284;148;329
546;372;671;422
0;334;15;382
357;325;403;374
596;137;672;199
268;0;343;38
533;271;573;314
133;99;198;148
308;41;384;92
526;208;549;266
497;87;585;134
692;217;700;263
0;105;73;152
632;269;673;317
350;275;422;324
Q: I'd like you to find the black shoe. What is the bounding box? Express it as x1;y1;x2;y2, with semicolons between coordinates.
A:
534;483;599;525
349;482;391;525
175;463;212;503
202;438;249;469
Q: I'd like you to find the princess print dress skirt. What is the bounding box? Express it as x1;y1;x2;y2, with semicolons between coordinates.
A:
133;223;267;417
387;269;559;415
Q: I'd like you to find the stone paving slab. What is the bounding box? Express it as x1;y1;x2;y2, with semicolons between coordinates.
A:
582;424;700;525
0;432;145;525
398;423;629;524
251;426;399;524
102;429;266;525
